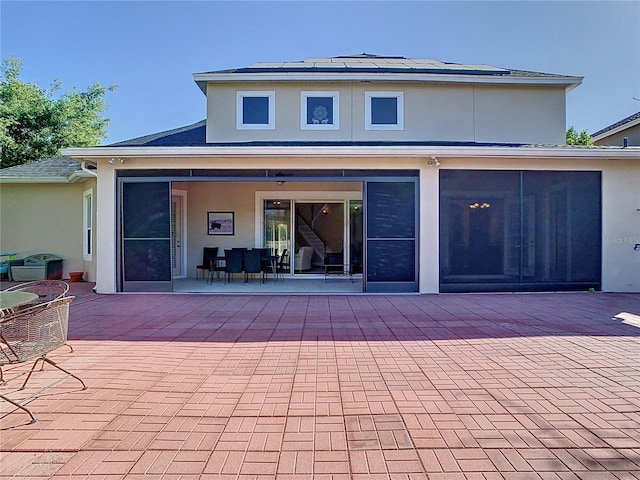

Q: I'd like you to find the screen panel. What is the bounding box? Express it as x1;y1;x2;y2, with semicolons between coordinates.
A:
367;182;415;239
365;181;418;293
439;170;602;292
121;182;172;292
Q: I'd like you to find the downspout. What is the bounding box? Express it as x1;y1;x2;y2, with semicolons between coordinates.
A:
81;161;98;177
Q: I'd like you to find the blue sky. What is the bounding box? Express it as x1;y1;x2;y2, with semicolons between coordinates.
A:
2;1;639;144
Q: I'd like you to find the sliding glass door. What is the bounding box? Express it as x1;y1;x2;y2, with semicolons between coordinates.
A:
261;194;363;278
264;199;291;273
294;202;344;273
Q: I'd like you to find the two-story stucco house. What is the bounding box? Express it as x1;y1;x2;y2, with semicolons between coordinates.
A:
3;54;638;294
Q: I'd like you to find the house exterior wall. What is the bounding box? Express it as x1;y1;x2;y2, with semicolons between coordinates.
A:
206;83;566;145
91;154;639;294
473;86;566;144
594;123;640;146
601;159;640;291
0;180;97;281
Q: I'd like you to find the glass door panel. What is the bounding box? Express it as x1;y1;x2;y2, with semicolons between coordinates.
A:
349;200;363;274
294;202;344;274
264;199;290;271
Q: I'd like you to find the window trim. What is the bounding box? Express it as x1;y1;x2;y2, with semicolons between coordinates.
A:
236;91;275;130
83;187;93;261
365;91;404;131
300;91;340;130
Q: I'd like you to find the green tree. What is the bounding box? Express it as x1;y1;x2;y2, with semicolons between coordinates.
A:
0;56;117;168
566;126;593;146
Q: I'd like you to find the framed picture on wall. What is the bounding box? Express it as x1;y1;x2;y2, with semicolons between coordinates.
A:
208;211;234;235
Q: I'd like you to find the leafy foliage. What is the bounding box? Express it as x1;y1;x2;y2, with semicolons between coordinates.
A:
566;126;593;146
0;56;117;168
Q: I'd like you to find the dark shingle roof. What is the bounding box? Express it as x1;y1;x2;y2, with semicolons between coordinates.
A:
103;120;638;150
108;120;206;146
0;157;88;178
108;120;524;148
591;111;640;138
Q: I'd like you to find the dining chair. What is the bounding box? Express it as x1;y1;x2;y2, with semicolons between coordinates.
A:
253;248;271;280
243;249;264;283
208;255;226;283
224;249;244;283
196;247;218;280
275;249;289;282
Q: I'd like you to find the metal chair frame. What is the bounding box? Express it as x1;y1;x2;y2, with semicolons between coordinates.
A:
3;280;69;304
0;294;86;423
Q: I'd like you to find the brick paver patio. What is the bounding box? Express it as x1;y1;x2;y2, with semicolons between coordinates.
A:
1;285;639;479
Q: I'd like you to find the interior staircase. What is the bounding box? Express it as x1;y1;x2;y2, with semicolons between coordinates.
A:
296;213;332;265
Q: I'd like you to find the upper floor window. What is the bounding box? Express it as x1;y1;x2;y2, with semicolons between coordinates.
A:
365;91;404;130
236;91;275;130
301;91;339;130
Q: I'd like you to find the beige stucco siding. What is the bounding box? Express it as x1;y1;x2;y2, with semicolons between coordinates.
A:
601;160;640;291
206;83;353;142
206;83;566;145
0;180;97;281
473;86;566;145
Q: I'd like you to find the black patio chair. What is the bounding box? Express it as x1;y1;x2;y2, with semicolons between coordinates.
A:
275;249;289;282
253;248;271;279
243;249;264;283
224;249;244;283
196;247;218;280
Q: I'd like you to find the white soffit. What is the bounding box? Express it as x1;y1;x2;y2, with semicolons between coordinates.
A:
62;145;640;161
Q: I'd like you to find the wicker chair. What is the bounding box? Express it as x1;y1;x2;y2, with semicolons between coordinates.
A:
0;295;86;423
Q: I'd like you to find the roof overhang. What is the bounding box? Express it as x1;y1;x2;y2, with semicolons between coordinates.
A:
193;72;583;94
0;171;95;184
62;145;640;162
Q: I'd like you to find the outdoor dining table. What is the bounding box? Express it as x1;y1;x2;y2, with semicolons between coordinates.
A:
0;291;39;311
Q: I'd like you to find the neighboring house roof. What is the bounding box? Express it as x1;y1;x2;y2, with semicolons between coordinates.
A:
0;157;95;183
591;111;640;141
193;54;582;93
